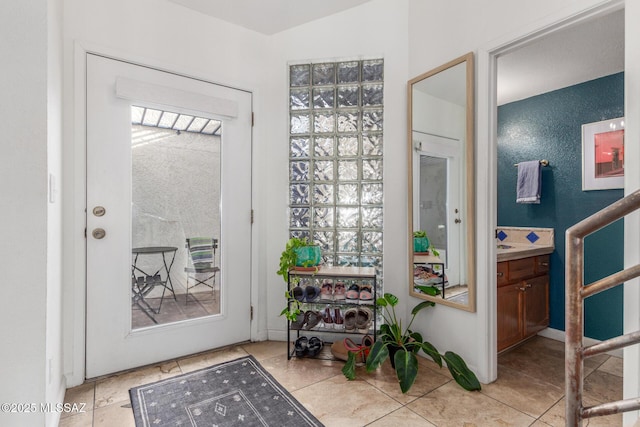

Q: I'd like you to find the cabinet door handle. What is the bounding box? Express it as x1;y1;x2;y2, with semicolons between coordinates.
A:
517;286;527;291
525;283;532;288
497;272;504;277
539;262;549;266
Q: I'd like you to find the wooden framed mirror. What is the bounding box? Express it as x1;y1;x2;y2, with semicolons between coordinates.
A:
408;52;475;311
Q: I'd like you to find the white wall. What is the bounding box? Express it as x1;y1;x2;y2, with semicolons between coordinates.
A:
264;0;410;337
0;0;64;426
62;0;272;385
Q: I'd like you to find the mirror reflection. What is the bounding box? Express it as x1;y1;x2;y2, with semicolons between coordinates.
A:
408;52;475;311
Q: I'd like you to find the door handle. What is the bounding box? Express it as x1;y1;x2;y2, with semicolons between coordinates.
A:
454;218;462;224
92;228;106;239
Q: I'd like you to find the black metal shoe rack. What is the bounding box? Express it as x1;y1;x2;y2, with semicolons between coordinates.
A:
286;266;377;360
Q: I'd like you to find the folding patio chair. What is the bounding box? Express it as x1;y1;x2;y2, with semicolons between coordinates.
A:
184;237;220;303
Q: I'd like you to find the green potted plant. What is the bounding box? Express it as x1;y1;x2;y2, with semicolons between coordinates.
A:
277;237;322;322
413;230;440;256
342;292;481;394
413;230;430;254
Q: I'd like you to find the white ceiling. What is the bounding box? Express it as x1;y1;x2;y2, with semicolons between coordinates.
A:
167;1;624;106
497;9;624;105
167;0;372;35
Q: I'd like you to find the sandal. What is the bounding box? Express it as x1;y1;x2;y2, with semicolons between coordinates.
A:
307;337;324;356
290;311;307;330
358;285;373;305
304;310;322;330
294;336;308;357
355;307;372;333
343;308;358;332
345;283;360;303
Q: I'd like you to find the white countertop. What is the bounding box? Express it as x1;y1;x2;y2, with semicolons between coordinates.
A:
496;242;554;262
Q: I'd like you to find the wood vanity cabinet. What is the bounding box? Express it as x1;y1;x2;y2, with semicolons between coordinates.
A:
497;255;550;352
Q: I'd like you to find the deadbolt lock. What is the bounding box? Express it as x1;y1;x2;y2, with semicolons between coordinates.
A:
92;228;106;239
93;206;106;217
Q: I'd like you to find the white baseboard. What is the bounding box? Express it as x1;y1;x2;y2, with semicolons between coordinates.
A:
537;328;623;358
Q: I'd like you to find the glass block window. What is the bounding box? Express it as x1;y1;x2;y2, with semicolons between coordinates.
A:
288;59;384;269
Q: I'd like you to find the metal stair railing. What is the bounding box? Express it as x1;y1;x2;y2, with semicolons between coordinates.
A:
566;189;640;426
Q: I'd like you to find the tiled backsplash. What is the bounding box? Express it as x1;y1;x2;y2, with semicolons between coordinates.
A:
496;226;554;246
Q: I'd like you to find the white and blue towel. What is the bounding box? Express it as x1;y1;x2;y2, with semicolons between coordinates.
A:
516;160;541;204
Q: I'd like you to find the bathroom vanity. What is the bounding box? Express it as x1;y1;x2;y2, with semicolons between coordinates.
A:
496;227;554;352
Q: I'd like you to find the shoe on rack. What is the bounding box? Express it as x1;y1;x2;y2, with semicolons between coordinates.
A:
307;337;324;357
320;280;334;301
355;307;373;333
322;306;334;329
333;281;346;300
343;308;358;332
333;308;344;330
304;286;321;302
305;311;323;330
294;336;308;357
343;337;368;364
290;311;307;330
292;286;305;302
345;283;360;303
358;284;373;305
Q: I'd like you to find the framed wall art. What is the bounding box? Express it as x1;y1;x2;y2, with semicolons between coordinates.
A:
582;117;625;191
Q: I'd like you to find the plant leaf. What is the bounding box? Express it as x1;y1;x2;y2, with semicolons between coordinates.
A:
414;285;441;297
409;331;423;343
411;300;435;316
421;341;442;367
393;349;419;393
365;341;389;372
342;351;357;380
384;293;399;307
389;323;402;341
376;297;388;307
443;351;481;391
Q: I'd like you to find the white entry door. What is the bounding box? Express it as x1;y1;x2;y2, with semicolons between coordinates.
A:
413;132;464;286
86;54;252;378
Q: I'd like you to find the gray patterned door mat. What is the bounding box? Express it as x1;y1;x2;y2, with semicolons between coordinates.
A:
129;355;323;427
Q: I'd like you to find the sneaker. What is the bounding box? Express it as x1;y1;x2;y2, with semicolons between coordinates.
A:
334;281;346;300
333;308;344;330
304;286;321;302
320;280;333;301
322;306;334;329
345;283;360;303
358;284;373;305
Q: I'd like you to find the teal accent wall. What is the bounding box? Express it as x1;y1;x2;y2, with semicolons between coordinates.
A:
497;72;624;340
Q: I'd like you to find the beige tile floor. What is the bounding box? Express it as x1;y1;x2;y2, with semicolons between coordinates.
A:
60;336;623;426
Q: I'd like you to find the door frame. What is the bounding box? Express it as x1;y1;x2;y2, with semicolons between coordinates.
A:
66;41;258;385
475;0;625;385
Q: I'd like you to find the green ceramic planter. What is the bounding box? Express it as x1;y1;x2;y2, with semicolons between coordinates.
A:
413;237;430;253
294;245;322;267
